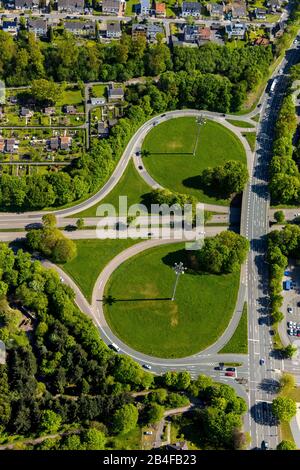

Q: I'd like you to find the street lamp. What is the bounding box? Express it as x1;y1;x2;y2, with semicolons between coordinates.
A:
193;115;207;156
171;262;187;301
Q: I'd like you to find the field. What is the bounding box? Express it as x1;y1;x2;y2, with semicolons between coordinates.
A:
73;160;152;217
226;120;255;128
242;132;256;151
104;242;240;358
142;118;246;206
61;239;140;302
219;302;248;354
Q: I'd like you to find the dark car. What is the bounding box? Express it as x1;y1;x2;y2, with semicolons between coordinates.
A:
226;367;236;372
161;113;166;117
269;329;275;336
257;104;262;108
261;440;269;450
138;165;143;170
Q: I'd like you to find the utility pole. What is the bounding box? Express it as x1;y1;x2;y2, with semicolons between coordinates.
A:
193;115;206;156
171;262;186;301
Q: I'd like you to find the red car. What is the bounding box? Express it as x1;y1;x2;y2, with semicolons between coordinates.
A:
225;371;235;377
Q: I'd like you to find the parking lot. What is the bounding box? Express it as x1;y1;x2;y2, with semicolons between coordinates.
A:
281;264;300;346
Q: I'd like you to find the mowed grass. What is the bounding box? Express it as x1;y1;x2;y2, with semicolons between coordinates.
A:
219;302;248;354
104;243;240;358
242;132;256;151
74;160;152;217
226;119;255;128
57;88;83;106
142;118;246;206
61;239;140;302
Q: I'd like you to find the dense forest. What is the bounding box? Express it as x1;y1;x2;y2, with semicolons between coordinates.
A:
0;243;247;450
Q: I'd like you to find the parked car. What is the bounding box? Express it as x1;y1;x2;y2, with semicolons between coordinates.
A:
287;307;293;314
226;367;236;372
261;440;269;450
225;371;235;377
259;358;265;365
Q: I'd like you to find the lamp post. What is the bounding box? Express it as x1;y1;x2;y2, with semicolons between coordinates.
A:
193;115;206;156
171;262;187;301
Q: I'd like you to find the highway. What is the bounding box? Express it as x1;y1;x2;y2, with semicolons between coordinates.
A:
245;42;300;449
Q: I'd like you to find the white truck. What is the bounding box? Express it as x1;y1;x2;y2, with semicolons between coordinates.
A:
270;78;277;94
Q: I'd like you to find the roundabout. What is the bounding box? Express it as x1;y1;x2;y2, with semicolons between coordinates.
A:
142;117;247;205
103;242;240;359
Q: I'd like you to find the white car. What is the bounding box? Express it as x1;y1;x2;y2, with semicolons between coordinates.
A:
287;307;293;314
143;364;152;370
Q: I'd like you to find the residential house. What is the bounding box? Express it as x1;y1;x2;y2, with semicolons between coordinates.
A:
2;20;18;35
27;18;48;37
15;0;39;8
154;1;166;18
102;0;125;16
57;0;85;12
166;442;189;451
207;2;224;20
267;0;282;13
49;137;59;150
64;21;95;37
254;8;267;19
98;121;110;138
107;83;124;101
225;22;246;39
254;37;270;46
106;21;122;39
44;107;56;115
60;136;72;150
5;138;16;153
147;24;164;42
91;97;106;106
132;23;147;40
63;105;77;114
198;27;211;44
20;107;33;118
183;24;200;43
181;1;201;17
138;0;150;15
231;3;248;19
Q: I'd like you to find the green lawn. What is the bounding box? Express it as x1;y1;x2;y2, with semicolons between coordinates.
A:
104;242;240;358
73;160;152;217
125;0;139;14
57;87;83;106
242;132;256;152
61;239;140;302
226;119;255;128
142;118;246;206
92;84;107;97
251;114;260;122
107;426;142;450
219;302;248;354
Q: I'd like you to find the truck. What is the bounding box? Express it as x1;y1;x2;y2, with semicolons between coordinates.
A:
270;78;277;94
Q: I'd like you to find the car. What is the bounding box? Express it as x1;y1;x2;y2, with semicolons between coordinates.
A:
110;343;120;352
294;330;298;336
161;113;166;117
143;364;152;370
269;330;275;336
294;39;298;44
279;68;284;74
296;323;300;329
287;307;293;314
292;321;297;327
225;371;235;377
261;440;269;450
297;331;300;337
287;321;292;327
60;276;64;283
136;151;140;156
259;358;265;365
226;367;236;372
138;165;143;170
258;317;263;325
144;431;153;435
257;103;262;108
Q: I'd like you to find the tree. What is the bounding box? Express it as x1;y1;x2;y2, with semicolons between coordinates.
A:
81;428;106;450
201;161;249;198
146;403;165;424
76;218;84;230
276;440;297;450
274;211;285;224
279;373;296;393
31;79;62;105
272;397;297;423
39;410;62;434
52;238;77;263
281;344;297;359
112;404;138;434
42;213;57;229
